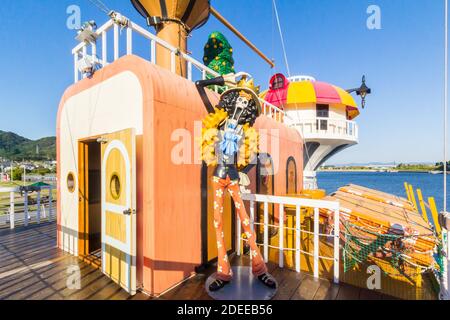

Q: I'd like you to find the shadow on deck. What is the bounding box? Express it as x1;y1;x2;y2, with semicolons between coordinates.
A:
0;223;393;300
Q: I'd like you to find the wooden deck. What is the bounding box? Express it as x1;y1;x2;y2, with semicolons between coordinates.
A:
0;222;393;300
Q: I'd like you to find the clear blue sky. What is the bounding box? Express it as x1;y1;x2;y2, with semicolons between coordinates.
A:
0;0;447;164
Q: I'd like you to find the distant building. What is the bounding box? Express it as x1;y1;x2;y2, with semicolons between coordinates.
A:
0;172;10;182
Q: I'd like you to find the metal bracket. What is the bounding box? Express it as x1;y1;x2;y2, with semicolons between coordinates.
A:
96;137;108;144
439;212;450;231
123;208;136;216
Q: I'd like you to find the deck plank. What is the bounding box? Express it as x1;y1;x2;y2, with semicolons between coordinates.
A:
0;223;385;300
313;279;340;300
291;275;321;300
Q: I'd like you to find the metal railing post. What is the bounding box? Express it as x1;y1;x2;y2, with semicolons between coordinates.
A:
24;190;28;227
102;31;107;66
279;204;284;268
82;45;87;79
295;205;301;273
249;200;255;261
313;207;320;279
73;53;79;83
10;191;15;229
150;40;156;64
333;208;340;284
49;187;53;222
126;27;133;55
113;23;119;61
187;62;192;81
37;190;41;224
264;201;269;263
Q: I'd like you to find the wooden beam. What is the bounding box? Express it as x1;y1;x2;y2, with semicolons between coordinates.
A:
404;182;411;202
408;184;418;211
210;6;275;68
428;197;442;235
416;189;429;224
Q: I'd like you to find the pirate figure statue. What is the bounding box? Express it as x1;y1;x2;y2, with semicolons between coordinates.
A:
196;73;277;292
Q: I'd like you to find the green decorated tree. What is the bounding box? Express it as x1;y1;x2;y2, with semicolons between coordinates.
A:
203;31;235;77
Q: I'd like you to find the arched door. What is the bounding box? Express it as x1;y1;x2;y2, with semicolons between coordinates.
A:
256;154;276;239
286;157;297;195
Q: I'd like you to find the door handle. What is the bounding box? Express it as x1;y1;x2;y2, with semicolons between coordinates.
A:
123;208;136;215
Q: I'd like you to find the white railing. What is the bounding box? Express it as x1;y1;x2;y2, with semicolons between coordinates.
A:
290;117;358;141
240;193;341;283
259;99;292;123
72;18;220;84
0;186;55;229
72;14;289;124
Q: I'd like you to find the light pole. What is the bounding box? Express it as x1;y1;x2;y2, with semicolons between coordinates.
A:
347;75;372;109
440;0;450;301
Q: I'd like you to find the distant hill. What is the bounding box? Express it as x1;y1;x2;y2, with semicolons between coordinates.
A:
0;131;56;160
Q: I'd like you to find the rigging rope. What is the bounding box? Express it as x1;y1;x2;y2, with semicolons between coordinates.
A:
271;1;315;177
87;0;111;15
272;0;291;77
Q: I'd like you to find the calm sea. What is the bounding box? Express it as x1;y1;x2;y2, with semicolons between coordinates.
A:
317;171;450;212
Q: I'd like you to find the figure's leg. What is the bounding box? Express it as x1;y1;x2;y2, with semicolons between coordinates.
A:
227;180;267;276
212;177;232;282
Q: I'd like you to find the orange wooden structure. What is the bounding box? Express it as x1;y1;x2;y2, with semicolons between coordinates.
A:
57;55;303;296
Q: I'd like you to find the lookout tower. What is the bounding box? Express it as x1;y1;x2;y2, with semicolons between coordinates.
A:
262;73;361;189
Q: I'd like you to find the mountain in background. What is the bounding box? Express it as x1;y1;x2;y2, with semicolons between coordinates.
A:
0;131;56;160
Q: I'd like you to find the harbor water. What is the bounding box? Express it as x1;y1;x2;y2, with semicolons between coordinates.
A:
317;171;450;212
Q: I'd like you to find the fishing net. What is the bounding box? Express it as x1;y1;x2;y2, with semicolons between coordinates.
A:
341;221;442;300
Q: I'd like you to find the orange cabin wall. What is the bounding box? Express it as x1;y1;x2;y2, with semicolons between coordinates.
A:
57;55;303;296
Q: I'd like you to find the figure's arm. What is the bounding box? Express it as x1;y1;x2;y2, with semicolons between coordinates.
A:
195;76;225;114
196;72;251;114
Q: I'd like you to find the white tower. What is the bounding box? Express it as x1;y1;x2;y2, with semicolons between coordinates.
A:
263;74;363;189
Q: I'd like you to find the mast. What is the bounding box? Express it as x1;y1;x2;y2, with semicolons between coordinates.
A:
130;0;274;76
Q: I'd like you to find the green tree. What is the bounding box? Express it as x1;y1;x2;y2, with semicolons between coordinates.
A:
12;168;22;181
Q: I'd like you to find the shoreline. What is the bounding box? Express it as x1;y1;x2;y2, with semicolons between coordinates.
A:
318;170;446;174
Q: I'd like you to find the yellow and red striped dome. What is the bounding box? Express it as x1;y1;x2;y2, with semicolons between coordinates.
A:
262;74;360;120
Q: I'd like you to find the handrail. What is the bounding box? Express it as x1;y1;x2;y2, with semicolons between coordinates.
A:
71;13;288;124
240;193;340;283
0;186;55;229
290;117;359;139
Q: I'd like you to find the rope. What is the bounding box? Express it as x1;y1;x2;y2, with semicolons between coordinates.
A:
87;0;110;15
445;0;448;213
272;0;291;77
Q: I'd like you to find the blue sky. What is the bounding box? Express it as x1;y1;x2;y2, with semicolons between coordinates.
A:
0;0;447;164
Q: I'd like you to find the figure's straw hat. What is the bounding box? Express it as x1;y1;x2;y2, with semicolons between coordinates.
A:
222;77;262;115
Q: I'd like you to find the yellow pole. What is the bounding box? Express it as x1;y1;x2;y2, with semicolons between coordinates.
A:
428;197;442;235
404;182;411;202
408;184;418;211
416;189;429;224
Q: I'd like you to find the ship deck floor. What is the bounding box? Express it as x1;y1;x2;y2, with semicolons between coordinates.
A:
0;222;395;300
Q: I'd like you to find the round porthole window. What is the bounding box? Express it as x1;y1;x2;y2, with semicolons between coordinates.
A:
67;172;75;193
110;173;121;200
